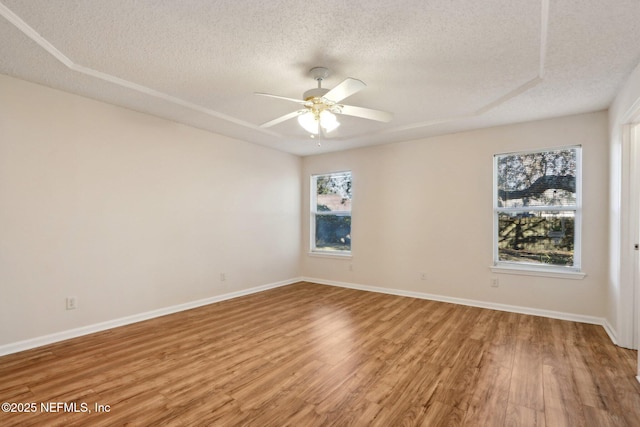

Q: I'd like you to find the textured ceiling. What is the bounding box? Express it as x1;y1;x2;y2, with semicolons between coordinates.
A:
1;0;640;156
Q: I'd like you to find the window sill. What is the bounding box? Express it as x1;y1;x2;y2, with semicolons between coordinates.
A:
308;251;352;260
490;264;586;280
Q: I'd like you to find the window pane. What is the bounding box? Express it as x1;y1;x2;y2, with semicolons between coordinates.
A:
316;174;352;212
315;215;351;251
497;148;577;208
498;211;575;266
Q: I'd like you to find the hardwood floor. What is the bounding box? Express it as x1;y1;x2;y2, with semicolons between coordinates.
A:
1;282;639;426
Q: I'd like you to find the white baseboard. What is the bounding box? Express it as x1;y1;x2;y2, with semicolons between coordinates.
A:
0;278;301;357
0;276;618;357
602;319;619;346
302;276;609;328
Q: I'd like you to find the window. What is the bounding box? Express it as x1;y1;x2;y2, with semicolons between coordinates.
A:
493;146;581;272
311;171;352;255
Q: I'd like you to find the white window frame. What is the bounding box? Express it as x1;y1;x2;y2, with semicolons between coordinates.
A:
491;146;584;278
310;171;352;257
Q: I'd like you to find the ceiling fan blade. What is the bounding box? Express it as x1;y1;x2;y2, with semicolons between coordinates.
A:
260;110;306;128
255;92;307;105
337;104;393;122
323;78;366;103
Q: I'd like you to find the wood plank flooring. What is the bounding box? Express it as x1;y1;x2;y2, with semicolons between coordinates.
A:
1;282;639;426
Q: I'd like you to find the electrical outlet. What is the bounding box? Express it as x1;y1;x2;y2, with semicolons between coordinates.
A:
66;296;77;310
491;278;499;288
420;273;426;280
220;273;226;282
349;264;353;271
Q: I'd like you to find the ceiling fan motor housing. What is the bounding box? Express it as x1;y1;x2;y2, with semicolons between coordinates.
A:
303;87;330;101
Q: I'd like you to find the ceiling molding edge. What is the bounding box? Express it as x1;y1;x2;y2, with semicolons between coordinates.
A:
0;1;280;137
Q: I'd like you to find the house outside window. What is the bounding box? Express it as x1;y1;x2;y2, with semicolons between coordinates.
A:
311;171;352;255
493;146;582;273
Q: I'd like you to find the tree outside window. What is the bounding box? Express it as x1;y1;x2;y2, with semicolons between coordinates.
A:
494;147;581;270
311;172;352;254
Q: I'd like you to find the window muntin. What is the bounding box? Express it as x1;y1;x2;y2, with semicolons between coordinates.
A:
311;172;352;254
494;147;581;271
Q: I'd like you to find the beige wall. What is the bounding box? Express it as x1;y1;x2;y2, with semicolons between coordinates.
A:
0;75;301;346
302;112;609;318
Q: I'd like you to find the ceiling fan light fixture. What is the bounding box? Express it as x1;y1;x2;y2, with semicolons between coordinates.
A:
320;110;340;132
298;112;319;134
297;110;340;135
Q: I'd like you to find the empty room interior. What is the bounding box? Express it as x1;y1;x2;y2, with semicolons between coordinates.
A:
2;1;640;425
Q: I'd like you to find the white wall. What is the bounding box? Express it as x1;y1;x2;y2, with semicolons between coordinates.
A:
302;112;609;318
608;60;640;349
0;75;301;347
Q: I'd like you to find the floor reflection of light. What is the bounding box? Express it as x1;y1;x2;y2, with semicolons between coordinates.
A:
311;306;359;367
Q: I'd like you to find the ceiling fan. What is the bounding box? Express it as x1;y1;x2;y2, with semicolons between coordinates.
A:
255;67;393;135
